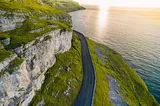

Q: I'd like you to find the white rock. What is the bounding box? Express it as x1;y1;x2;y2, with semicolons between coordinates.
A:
0;16;25;32
0;29;72;106
0;54;17;72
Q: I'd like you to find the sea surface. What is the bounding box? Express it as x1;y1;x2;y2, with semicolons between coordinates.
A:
70;6;160;103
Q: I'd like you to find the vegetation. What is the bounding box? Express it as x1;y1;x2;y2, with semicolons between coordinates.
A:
0;57;24;77
0;0;73;49
0;0;67;15
43;35;52;41
1;0;157;105
43;0;85;12
0;48;12;62
29;32;83;106
0;0;83;53
29;33;159;106
5;57;24;74
86;38;159;106
2;20;71;49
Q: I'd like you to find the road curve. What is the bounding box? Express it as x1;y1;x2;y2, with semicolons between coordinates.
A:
73;30;96;106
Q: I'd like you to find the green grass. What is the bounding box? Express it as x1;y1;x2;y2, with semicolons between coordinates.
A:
0;0;83;50
0;33;10;40
0;17;72;49
0;0;68;16
0;0;73;49
86;38;159;106
5;57;24;74
0;49;13;62
43;0;85;12
43;35;52;41
1;1;156;105
0;46;13;77
29;33;159;106
29;32;83;106
0;57;24;77
1;19;71;49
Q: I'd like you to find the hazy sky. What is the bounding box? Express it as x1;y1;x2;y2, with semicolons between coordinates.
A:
74;0;160;7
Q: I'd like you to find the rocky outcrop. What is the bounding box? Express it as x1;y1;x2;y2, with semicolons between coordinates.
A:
0;54;17;71
0;60;30;105
0;29;72;106
0;9;71;33
0;10;25;32
0;0;75;105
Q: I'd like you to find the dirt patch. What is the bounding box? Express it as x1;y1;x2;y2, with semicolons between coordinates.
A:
107;75;130;106
95;48;106;64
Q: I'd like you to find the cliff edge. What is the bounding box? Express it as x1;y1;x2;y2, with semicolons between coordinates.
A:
0;0;159;106
0;0;83;105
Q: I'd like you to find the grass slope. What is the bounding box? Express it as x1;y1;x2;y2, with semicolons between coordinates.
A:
29;33;83;106
86;38;159;106
0;0;82;83
0;48;12;62
43;0;85;12
30;33;159;106
0;0;68;15
0;0;72;49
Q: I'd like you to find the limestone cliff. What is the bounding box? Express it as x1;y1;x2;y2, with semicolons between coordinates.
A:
0;29;72;106
0;0;74;105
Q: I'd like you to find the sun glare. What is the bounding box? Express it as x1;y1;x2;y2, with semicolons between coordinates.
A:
98;2;109;11
74;0;160;8
97;2;108;29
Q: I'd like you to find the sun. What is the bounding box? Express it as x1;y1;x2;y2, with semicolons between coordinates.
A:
98;2;109;11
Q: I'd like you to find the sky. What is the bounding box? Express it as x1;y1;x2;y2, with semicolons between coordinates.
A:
74;0;160;7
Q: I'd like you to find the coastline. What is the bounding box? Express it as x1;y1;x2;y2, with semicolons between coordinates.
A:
30;30;159;105
0;0;159;105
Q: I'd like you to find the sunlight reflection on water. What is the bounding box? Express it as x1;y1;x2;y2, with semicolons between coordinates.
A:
98;10;108;29
70;7;160;103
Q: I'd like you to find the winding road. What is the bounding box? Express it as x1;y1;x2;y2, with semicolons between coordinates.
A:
73;30;96;106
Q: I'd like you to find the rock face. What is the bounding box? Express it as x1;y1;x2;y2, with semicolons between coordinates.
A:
0;10;25;32
0;0;73;105
0;54;17;71
0;9;71;32
0;61;30;105
0;29;72;106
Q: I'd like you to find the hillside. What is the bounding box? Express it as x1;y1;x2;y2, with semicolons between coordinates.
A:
30;32;159;106
43;0;85;12
0;0;83;105
0;0;159;106
87;38;159;106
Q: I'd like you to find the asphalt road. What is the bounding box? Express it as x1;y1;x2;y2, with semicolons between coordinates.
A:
73;30;96;106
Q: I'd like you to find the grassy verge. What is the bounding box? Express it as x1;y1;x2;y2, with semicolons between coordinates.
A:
1;19;71;49
0;0;72;49
29;32;83;106
29;33;159;106
43;0;85;12
0;48;12;62
0;0;67;15
86;38;159;106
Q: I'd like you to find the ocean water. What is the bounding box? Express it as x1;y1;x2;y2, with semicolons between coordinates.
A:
70;6;160;103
